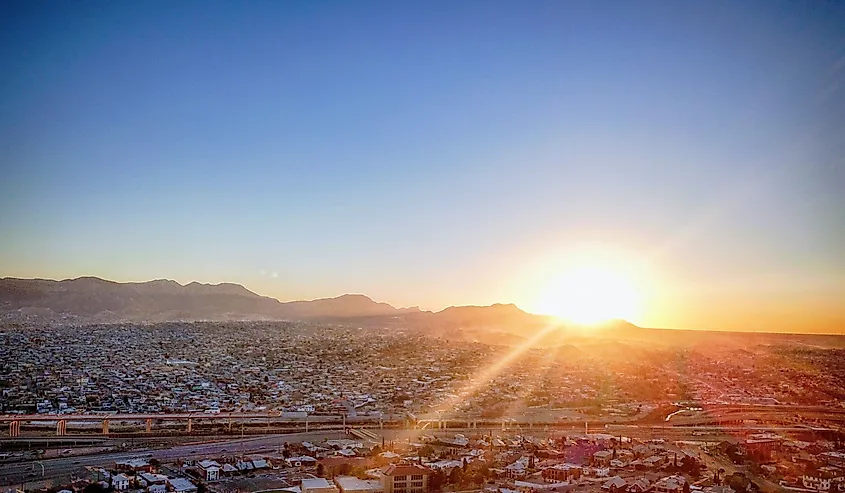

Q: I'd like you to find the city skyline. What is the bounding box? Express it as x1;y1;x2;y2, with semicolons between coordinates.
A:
2;1;845;333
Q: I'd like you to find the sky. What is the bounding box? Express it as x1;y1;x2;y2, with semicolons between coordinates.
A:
1;1;844;333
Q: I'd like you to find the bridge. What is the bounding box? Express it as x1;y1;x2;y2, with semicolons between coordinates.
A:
4;403;843;438
0;412;383;438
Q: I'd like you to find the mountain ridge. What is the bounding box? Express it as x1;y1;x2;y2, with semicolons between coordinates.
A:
0;276;429;323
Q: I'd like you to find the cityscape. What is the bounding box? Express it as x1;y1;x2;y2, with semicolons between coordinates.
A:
2;2;844;493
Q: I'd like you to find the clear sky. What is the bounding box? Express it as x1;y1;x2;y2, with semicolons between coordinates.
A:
2;1;844;333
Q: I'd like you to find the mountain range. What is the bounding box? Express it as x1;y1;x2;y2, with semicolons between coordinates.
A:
6;277;841;348
0;277;425;323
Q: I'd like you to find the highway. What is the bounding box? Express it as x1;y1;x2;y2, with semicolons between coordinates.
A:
0;430;348;487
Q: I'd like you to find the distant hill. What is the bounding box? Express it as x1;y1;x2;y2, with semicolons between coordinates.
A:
0;277;418;323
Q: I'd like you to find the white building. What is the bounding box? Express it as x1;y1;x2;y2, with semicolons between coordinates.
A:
302;478;340;493
335;476;383;493
197;460;221;481
112;474;130;491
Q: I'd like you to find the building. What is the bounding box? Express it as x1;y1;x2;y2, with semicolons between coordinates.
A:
168;478;198;493
628;478;651;493
380;464;431;493
287;456;318;468
542;464;581;482
302;478;341;493
821;452;845;469
112;473;130;491
197;460;221;481
138;473;168;486
115;458;154;473
602;477;627;492
594;451;613;467
335;475;384;493
653;476;686;493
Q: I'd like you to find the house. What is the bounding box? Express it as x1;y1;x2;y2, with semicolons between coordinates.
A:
504;457;531;479
542;463;581;482
602;476;627;492
112;473;130;491
628;478;651;493
302;478;340;493
643;456;665;470
168;478;198;493
222;463;239;475
427;460;464;475
138;473;168;486
653;476;686;493
632;445;651;458
197;460;221;481
584;467;610;478
594;451;613;467
115;458;154;473
380;464;431;493
335;475;384;493
252;459;270;470
287;456;318;468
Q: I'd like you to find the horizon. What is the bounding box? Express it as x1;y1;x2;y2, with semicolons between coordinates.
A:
4;273;844;336
3;2;845;334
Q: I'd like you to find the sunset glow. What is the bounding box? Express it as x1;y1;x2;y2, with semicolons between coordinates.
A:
534;265;642;325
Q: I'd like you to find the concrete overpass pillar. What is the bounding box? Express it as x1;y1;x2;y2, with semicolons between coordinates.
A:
102;419;109;435
187;418;192;434
9;420;20;437
56;420;66;436
146;419;152;433
228;418;232;433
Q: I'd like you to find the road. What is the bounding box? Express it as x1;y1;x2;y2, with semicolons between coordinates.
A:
0;430;348;487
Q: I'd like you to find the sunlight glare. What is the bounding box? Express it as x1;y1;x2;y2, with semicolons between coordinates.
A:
535;265;641;325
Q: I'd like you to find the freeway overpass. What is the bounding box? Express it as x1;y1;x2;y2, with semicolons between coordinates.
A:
5;403;844;438
0;412;385;438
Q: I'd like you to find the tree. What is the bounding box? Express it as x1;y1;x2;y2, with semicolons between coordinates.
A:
429;471;445;492
197;484;207;493
317;463;325;478
371;445;383;457
726;472;753;493
338;463;353;476
83;483;107;493
449;467;462;485
420;445;435;458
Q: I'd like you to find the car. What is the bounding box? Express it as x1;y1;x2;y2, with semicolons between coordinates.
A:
190;450;197;453
73;460;80;464
221;448;228;452
27;473;36;478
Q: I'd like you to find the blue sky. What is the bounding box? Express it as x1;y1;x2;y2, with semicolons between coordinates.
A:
2;1;844;331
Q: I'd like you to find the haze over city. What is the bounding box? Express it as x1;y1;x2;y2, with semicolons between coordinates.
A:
3;4;845;493
2;2;845;333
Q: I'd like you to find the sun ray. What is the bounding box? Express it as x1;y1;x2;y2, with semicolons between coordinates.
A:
395;320;564;443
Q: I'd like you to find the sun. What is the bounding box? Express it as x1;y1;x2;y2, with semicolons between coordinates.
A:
534;265;641;325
